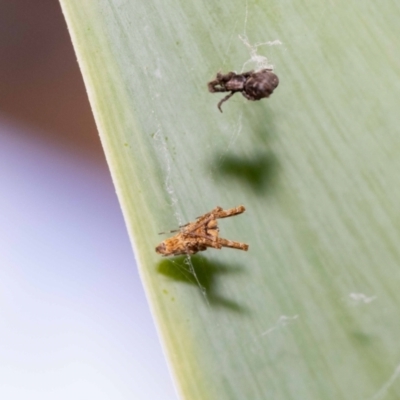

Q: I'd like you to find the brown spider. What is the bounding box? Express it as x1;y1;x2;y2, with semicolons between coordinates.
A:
155;206;249;257
208;69;279;112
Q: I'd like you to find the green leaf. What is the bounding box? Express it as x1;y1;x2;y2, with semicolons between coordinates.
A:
60;0;400;399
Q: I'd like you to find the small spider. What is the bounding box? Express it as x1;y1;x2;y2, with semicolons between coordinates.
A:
208;69;279;112
155;206;249;257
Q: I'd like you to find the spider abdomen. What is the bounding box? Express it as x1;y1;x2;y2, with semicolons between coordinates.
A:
244;70;279;101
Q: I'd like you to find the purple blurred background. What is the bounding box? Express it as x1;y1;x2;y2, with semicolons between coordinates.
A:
0;1;176;399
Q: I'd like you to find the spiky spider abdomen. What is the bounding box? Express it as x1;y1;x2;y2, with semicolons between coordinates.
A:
208;69;279;112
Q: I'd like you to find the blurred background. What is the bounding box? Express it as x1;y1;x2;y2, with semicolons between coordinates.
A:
0;1;176;399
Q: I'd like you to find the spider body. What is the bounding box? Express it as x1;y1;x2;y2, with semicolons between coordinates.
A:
208;69;279;112
156;206;248;257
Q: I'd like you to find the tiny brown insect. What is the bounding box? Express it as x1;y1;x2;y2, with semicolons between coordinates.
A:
155;206;249;257
208;69;279;112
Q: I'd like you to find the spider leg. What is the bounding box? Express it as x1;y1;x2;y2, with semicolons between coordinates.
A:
182;205;244;235
214;205;245;219
158;228;181;234
208;80;227;93
195;207;222;219
217;237;249;251
185;235;248;252
217;92;236;112
186;232;218;242
184;214;215;234
241;91;257;101
189;236;223;250
208;72;235;93
191;205;244;229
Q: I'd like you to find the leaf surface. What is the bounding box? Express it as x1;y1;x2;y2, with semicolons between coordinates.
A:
60;1;400;398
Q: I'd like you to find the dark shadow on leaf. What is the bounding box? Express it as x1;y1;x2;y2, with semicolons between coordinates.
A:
350;331;375;346
211;152;279;195
157;255;248;314
208;102;281;195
